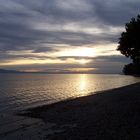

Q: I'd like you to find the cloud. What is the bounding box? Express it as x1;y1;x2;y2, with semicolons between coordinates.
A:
88;0;140;26
0;0;139;72
0;0;139;51
0;55;129;73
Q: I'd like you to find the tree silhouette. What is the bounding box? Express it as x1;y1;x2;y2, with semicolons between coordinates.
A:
117;15;140;74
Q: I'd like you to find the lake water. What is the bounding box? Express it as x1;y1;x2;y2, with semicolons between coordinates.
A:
0;74;140;113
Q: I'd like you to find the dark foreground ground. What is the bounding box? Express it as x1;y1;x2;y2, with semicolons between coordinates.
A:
20;83;140;140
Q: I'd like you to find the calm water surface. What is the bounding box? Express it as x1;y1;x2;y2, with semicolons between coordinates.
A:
0;74;140;113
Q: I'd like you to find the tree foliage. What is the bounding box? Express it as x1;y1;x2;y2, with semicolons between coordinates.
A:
117;15;140;64
123;63;140;75
117;15;140;75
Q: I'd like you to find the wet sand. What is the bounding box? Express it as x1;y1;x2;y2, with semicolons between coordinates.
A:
19;82;140;140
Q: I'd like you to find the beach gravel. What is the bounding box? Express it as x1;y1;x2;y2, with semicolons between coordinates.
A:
21;83;140;140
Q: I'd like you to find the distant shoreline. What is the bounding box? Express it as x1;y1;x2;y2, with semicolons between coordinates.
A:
0;71;122;75
19;82;140;139
0;69;139;75
0;68;122;74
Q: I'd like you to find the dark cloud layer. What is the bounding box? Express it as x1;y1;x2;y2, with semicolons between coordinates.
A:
0;0;139;52
89;0;140;26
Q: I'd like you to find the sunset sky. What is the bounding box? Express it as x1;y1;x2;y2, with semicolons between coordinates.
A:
0;0;140;73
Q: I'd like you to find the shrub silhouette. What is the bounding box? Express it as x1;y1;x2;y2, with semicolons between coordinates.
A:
117;15;140;75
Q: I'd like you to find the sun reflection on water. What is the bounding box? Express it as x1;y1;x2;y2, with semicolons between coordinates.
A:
79;74;87;91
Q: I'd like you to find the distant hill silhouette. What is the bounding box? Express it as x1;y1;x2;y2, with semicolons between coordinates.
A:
0;69;120;74
0;69;21;73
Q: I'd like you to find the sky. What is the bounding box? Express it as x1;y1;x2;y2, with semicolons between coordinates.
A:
0;0;140;73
